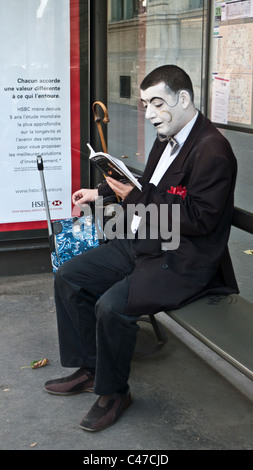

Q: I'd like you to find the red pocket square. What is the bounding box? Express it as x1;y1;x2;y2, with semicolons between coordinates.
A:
167;185;187;200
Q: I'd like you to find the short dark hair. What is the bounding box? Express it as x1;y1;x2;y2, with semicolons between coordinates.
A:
140;65;194;102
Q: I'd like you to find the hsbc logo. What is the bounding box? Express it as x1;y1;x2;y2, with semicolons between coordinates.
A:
31;200;62;208
32;200;46;208
52;200;62;206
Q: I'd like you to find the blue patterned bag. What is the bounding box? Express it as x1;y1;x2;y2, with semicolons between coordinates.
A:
51;215;100;274
37;155;101;274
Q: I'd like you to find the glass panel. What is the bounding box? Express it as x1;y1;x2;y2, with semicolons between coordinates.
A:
206;1;253;212
216;128;253;214
208;0;253;131
206;1;253;303
107;0;205;172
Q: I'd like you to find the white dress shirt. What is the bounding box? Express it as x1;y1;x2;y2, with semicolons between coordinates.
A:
149;111;198;186
131;111;198;234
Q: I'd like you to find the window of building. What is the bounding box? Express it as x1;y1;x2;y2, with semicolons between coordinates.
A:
120;75;131;98
110;0;141;22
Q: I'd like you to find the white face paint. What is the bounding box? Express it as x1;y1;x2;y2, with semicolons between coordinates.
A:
140;82;184;139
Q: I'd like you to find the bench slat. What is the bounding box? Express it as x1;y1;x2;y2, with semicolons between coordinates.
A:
166;294;253;380
232;207;253;234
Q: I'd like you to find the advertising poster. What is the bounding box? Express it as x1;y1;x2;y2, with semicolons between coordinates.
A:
0;0;80;232
211;76;230;124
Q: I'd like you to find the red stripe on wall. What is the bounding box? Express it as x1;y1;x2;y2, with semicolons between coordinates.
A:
70;0;81;196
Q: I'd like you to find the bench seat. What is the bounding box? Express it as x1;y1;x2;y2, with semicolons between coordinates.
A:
166;294;253;380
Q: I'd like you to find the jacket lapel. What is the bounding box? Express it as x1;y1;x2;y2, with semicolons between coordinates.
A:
141;111;207;188
157;111;206;188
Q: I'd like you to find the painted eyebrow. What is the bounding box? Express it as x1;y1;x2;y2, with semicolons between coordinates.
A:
140;96;166;104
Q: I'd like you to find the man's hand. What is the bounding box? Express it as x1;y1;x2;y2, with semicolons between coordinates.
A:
106;177;134;200
72;188;99;205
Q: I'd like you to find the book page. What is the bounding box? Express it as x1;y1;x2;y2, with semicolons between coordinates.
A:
87;143;142;190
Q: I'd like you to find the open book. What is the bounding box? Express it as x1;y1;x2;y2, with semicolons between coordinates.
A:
87;143;142;191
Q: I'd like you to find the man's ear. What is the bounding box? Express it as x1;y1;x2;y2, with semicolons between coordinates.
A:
179;90;191;109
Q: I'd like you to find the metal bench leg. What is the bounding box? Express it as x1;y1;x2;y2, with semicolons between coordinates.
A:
149;313;165;344
134;313;168;357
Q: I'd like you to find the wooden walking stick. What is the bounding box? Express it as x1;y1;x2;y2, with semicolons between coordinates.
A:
92;101;110;153
92;101;120;201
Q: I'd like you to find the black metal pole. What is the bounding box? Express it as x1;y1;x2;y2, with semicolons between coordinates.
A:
89;0;108;188
203;0;211;117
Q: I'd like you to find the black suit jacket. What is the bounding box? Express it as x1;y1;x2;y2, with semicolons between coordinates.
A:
100;112;239;316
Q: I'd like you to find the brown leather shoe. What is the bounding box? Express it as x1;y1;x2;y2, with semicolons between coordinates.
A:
44;368;94;395
79;389;132;432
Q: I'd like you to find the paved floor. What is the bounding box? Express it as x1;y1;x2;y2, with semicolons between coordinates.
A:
0;273;253;451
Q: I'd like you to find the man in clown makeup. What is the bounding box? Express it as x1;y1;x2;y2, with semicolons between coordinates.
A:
44;65;239;432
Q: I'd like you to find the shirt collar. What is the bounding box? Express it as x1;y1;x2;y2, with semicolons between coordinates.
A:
174;110;198;147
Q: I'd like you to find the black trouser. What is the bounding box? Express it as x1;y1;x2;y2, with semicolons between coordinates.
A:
54;238;139;396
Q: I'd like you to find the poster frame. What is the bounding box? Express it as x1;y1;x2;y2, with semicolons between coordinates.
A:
0;0;85;240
